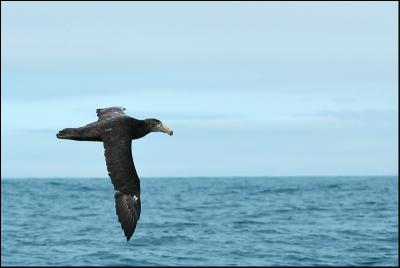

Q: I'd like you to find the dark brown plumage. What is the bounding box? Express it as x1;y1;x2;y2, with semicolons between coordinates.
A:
56;107;173;241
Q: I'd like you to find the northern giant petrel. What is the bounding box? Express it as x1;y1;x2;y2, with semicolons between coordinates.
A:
56;107;173;241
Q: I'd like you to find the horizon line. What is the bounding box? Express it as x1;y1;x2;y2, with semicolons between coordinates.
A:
1;174;398;180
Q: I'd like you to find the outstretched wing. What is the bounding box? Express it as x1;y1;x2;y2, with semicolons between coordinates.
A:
97;107;126;121
102;128;141;241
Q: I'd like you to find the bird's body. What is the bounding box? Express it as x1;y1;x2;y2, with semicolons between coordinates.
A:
57;107;173;241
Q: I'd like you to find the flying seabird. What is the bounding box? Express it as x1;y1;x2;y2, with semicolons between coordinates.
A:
56;107;173;241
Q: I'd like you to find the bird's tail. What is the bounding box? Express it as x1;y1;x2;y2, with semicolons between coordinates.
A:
56;128;81;140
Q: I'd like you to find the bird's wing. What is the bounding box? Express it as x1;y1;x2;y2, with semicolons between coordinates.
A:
96;107;126;121
102;128;141;241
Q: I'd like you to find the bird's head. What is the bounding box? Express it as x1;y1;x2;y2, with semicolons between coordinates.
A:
145;119;173;136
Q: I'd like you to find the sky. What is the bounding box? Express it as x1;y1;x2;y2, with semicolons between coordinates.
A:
1;1;398;178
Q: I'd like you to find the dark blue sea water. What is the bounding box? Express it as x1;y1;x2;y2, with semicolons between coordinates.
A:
1;176;398;266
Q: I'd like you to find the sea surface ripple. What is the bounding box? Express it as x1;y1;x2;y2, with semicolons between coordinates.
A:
1;176;398;266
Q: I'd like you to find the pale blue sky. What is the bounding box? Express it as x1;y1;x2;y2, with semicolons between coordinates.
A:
1;1;398;178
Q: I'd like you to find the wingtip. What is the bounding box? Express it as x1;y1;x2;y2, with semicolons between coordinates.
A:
56;131;65;139
126;234;132;241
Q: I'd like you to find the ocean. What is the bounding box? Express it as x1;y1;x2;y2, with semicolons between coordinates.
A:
1;176;398;266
